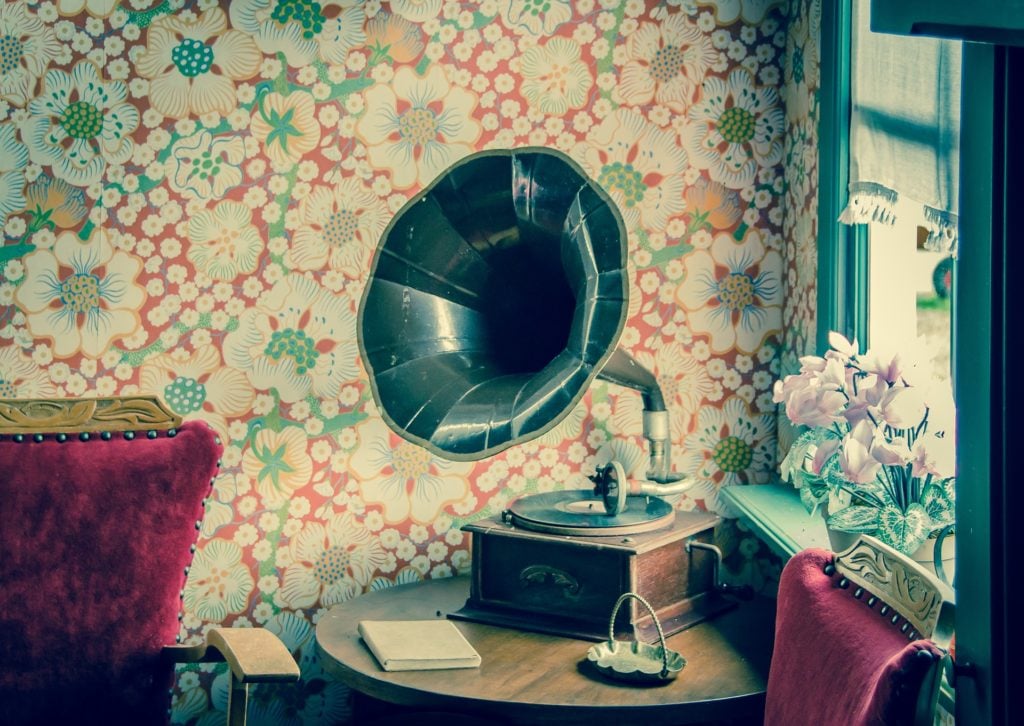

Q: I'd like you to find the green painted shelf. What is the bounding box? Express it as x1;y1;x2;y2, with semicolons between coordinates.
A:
721;482;830;561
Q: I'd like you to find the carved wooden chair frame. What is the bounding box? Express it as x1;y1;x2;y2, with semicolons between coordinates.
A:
0;396;300;726
832;535;956;726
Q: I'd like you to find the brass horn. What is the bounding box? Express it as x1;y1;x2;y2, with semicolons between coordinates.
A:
357;147;684;493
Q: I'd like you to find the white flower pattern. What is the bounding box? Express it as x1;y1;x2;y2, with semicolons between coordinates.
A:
677;395;776;513
349;418;474;524
21;61;138;186
356;65;481;190
230;0;367;67
14;229;146;358
684;68;784;189
280;513;389;608
0;2;807;720
0;1;60;107
572;108;688;231
0;123;27;226
222;275;359;403
676;229;783;354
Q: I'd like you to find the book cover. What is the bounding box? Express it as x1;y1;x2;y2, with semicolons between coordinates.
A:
358;619;482;672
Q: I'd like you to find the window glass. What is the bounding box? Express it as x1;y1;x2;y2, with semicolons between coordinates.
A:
866;199;953;389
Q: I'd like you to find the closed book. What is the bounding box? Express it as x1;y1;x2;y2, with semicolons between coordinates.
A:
358;619;482;672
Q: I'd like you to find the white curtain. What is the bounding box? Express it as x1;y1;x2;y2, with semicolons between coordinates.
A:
839;0;962;254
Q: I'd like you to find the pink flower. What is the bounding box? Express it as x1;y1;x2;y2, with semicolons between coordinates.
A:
773;374;807;404
798;355;827;373
818;357;846;390
878;386;927;430
838;421;881;484
828;331;860;359
860;349;904;384
910;439;941;478
785;387;846;428
842;378;884;426
871;434;912;467
848;419;874;448
809;438;841;475
911;434;955;479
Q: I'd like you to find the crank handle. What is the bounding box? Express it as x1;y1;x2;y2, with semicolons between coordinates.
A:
686;541;755;601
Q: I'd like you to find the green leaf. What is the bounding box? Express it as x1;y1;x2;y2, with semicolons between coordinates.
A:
851;475;892;505
320;410;368;435
781;427;839;484
877;503;931;554
799;484;827;513
922;478;955;527
822;455;875;502
0;243;35;264
320;76;375;103
826;505;880;533
644;241;694;268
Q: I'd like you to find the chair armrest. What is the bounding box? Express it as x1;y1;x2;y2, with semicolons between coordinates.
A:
164;627;300;683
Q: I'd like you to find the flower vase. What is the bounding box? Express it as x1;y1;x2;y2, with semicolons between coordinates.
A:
819;506;858;553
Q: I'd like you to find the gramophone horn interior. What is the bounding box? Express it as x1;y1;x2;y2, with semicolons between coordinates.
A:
358;147;628;460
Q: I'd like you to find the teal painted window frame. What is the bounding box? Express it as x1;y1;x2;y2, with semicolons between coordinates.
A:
816;0;869;351
952;41;1016;726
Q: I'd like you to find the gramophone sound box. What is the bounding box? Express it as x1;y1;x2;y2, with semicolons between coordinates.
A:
449;497;731;642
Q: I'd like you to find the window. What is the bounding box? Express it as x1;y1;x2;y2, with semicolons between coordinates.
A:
866;201;953;389
838;0;960;386
846;0;959;399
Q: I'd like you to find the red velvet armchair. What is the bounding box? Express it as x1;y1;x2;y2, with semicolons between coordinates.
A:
765;536;955;726
0;396;300;725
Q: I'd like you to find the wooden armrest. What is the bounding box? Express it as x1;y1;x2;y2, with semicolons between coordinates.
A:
164;627;300;683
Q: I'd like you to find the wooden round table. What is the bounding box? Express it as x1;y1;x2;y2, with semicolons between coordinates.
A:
316;576;775;725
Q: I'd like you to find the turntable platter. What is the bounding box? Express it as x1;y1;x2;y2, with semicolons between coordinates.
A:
504;490;675;536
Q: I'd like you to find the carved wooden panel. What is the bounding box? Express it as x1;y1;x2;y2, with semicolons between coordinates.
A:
0;396;182;434
835;537;954;645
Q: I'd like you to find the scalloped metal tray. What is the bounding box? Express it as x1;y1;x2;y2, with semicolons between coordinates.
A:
586;639;686;683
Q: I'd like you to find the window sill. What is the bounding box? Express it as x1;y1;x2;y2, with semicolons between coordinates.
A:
720;481;830;561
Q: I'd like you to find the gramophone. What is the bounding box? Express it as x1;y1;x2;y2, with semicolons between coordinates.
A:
357;148;746;641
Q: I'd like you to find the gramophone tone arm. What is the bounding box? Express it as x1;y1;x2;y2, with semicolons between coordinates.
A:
629;476;695;497
643;409;687;484
593;349;686;483
590;460;695;515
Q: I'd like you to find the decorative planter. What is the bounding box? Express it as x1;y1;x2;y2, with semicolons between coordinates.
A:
911;532;956;585
819;506;859;553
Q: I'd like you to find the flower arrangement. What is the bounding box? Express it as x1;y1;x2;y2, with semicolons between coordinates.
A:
773;332;955;555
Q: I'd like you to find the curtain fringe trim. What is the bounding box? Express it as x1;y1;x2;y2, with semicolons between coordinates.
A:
839;185;959;257
923;205;958;256
838;183;899;226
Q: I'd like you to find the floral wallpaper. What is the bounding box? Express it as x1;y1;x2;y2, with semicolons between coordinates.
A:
0;0;811;722
777;0;818;453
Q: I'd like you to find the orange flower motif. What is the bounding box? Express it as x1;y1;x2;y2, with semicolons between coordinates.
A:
23;175;87;230
251;90;321;167
242;426;314;507
365;12;424;64
684;178;743;231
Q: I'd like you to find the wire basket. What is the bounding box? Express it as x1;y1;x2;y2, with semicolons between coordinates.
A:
585;592;686;684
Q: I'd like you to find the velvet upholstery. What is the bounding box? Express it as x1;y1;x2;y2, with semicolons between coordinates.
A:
0;420;222;725
764;548;945;726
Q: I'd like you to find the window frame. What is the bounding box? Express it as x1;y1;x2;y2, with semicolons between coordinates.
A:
816;0;869;351
952;41;1014;726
